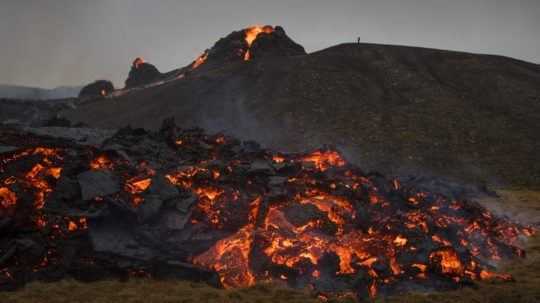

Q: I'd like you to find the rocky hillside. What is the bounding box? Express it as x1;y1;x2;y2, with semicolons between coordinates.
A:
62;37;540;188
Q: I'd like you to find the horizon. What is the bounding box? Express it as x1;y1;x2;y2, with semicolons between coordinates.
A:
1;0;539;89
2;40;539;91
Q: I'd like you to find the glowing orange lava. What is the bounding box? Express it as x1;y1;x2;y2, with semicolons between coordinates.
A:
0;187;17;208
430;248;464;276
193;197;261;288
0;130;533;299
243;25;274;61
23;150;62;209
192;51;209;69
302;150;346;171
125;178;152;194
90;155;113;170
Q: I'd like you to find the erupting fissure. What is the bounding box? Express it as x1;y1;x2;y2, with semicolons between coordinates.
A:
243;25;274;61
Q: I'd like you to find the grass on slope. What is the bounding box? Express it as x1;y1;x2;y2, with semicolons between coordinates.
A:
0;280;334;303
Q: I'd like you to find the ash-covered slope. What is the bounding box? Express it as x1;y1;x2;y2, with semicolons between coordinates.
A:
64;32;540;188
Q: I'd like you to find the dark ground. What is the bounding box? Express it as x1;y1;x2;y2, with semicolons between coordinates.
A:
62;43;540;189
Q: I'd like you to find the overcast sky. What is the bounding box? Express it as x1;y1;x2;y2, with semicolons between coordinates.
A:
1;0;538;88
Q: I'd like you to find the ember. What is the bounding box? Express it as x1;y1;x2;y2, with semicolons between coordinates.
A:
0;120;534;300
302;150;346;171
430;248;464;276
90;155;113;170
125;178;152;194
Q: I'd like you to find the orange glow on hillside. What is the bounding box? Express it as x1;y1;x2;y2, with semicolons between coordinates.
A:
243;25;274;61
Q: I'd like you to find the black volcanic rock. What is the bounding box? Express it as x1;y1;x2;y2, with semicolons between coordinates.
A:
204;30;246;65
0;120;533;298
65;43;540;188
200;25;306;68
125;58;162;88
77;170;120;200
249;26;306;59
79;80;114;98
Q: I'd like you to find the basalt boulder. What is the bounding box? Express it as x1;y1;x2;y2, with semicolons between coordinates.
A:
125;58;163;88
249;26;306;59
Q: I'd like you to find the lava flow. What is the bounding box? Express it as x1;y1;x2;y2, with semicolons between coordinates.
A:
0;122;535;300
191;50;209;70
243;25;274;61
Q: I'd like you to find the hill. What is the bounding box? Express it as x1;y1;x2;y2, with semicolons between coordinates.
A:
0;84;80;99
63;42;540;188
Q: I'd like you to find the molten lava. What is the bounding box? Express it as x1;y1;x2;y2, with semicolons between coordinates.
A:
90;155;113;170
0;187;17;208
162;139;534;296
194;196;261;287
67;218;88;233
302;150;346;171
194;224;256;287
0;125;535;299
20;148;63;209
125;178;152;194
430;248;464;276
191;51;209;69
243;25;274;61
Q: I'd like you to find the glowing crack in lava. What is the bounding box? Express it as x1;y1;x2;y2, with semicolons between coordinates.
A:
90;155;113;170
302;150;346;171
243;25;274;61
0;187;17;209
162;141;534;298
0;127;535;299
194;197;261;287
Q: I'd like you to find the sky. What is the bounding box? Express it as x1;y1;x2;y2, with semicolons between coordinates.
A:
1;0;538;88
